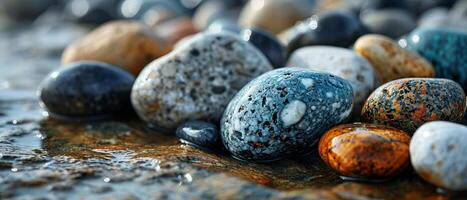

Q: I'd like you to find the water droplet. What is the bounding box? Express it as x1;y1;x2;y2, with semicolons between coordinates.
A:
103;177;111;183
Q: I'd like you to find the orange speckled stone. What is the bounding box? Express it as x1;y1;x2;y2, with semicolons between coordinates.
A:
62;20;172;76
319;123;411;180
354;34;435;83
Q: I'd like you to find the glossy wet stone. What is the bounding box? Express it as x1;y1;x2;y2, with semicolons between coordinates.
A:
176;121;220;148
39;61;135;120
65;0;121;24
239;0;316;34
287;46;379;120
405;28;467;91
221;68;353;161
131;32;272;130
281;10;365;54
241;28;286;68
319;123;411;180
354;34;435;84
411;121;467;191
62;20;171;76
362;78;466;134
360;9;416;39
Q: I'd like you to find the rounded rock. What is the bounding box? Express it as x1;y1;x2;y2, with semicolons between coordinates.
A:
281;10;365;54
417;8;467;31
319;123;411;179
176;121;220;148
239;0;316;34
241;28;286;68
221;68;354;161
354;34;435;84
362;78;466;134
131;32;273;130
287;46;379;119
39;61;135;120
410;121;467;191
405;28;467;92
360;9;416;39
62;20;171;76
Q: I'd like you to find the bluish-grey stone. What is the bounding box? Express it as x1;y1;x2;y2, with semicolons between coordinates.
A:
221;68;353;161
176;120;220;148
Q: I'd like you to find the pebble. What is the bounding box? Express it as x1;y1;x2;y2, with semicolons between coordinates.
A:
410;121;467;191
319;123;411;180
65;0;121;24
404;28;467;91
417;8;467;31
131;32;272;130
406;0;457;15
287;46;379;119
61;20;171;76
221;68;353;161
360;9;416;39
280;10;365;54
239;0;316;34
362;78;466;134
241;28;286;68
176;121;220;148
39;61;135;120
193;0;241;30
354;34;435;84
152;17;198;45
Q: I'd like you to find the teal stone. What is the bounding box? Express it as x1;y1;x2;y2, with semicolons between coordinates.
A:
405;28;467;92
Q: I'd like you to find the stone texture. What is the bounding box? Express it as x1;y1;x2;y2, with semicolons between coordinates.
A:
62;20;171;76
221;68;353;161
319;123;411;179
287;46;379;119
362;78;466;134
354;34;435;84
410;121;467;191
39;61;135;120
131;32;273;130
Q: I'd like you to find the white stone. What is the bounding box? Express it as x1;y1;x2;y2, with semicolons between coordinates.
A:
280;100;306;127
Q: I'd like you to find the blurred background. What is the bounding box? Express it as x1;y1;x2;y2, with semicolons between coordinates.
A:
0;0;465;90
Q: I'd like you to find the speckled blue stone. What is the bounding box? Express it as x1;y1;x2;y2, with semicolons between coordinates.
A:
39;61;135;120
241;28;286;68
176;121;220;148
405;28;467;92
221;68;354;161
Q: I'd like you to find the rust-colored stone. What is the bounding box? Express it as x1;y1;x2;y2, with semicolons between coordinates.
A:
319;123;411;179
62;20;172;76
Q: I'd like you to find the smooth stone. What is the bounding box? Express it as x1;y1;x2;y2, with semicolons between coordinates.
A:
62;20;171;76
319;123;411;179
152;17;198;45
65;0;121;24
221;68;353;161
241;28;286;68
131;32;273;130
406;0;457;15
360;9;416;39
39;61;135;120
280;10;365;54
193;0;241;30
239;0;316;34
175;120;220;148
417;8;467;31
362;78;466;134
354;34;435;84
119;0;186;27
410;121;467;191
206;18;242;34
405;28;467;91
287;46;379;119
0;0;56;20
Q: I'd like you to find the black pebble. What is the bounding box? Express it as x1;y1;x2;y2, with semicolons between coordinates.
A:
175;121;220;148
241;28;286;68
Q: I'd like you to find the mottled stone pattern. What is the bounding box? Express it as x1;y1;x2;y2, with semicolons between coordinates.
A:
39;61;135;119
354;34;435;84
410;121;467;191
287;46;379;119
221;68;353;161
131;32;273;130
405;28;467;92
62;20;171;75
362;78;466;134
319;123;411;179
